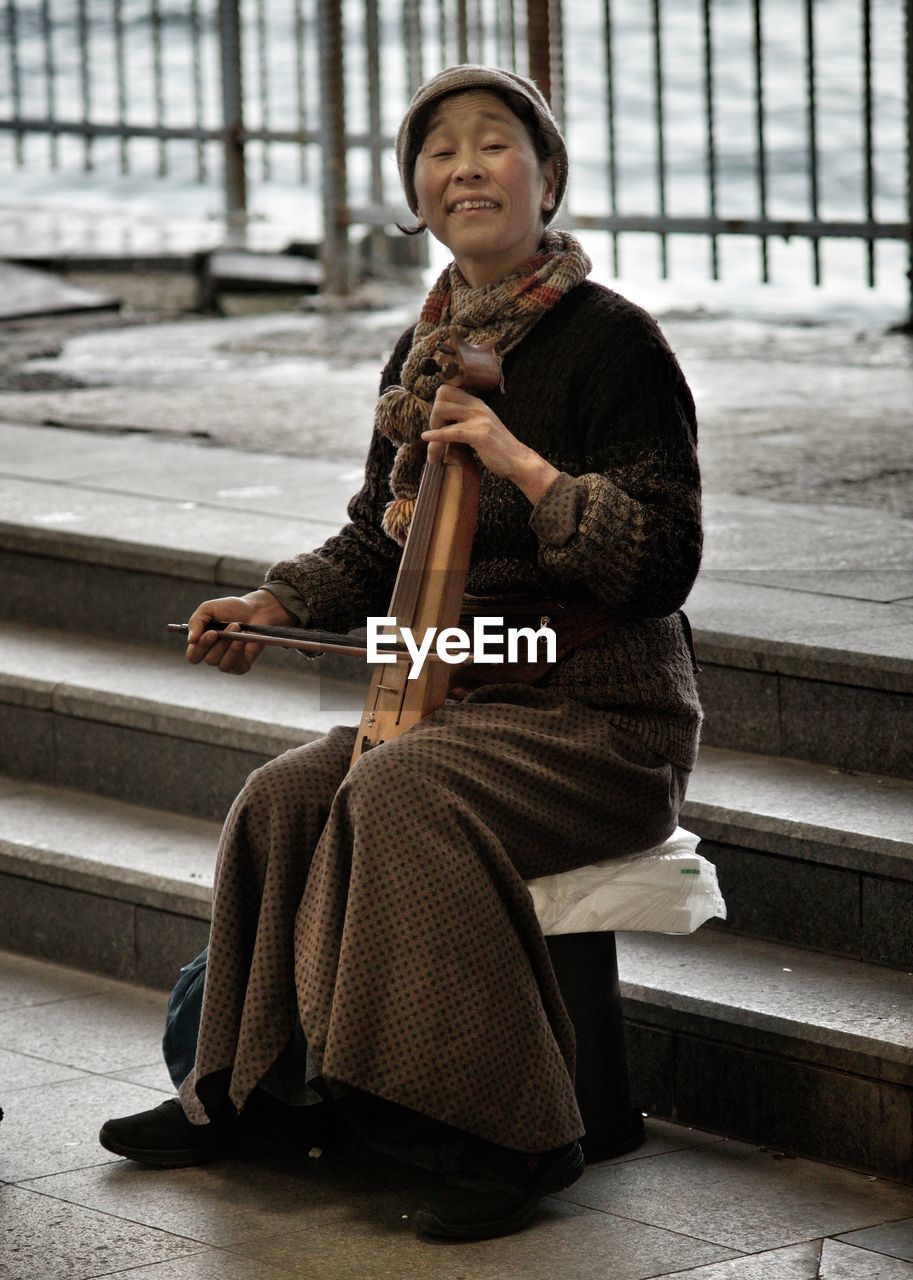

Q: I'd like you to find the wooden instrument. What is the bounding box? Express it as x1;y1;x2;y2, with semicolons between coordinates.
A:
350;326;502;765
168;326;503;767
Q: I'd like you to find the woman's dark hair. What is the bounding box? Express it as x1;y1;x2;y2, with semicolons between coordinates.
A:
397;86;559;236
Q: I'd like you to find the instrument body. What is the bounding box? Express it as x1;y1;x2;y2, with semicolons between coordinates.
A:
350;327;501;765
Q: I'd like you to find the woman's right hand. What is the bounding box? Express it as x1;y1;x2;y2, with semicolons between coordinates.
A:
185;588;299;676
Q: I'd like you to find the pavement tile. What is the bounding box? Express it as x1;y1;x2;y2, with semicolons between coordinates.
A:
819;1238;913;1278
0;1184;201;1280
107;1059;177;1093
688;578;913;684
598;1116;727;1165
0;985;166;1073
701;497;913;573
556;1139;913;1253
229;1194;737;1280
20;1149;405;1248
0;421;352;520
0;421;170;480
0;371;379;460
704;568;913;604
0;1074;172;1182
0;1046;89;1092
0;948;122;1011
660;1240;824;1277
0;426;358;529
96;1252;297;1279
86;452;356;525
835;1218;913;1264
0;474;328;578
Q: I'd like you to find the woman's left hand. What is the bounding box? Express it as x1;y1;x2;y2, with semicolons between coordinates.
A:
422;384;559;504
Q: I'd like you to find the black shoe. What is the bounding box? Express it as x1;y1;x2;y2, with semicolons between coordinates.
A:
99;1099;242;1168
413;1139;585;1241
99;1093;337;1168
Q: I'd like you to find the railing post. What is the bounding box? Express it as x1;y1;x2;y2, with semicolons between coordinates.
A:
549;0;565;128
526;0;551;101
218;0;247;245
901;0;906;330
318;0;349;296
526;0;564;123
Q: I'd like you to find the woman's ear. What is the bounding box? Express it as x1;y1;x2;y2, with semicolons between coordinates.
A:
541;157;558;213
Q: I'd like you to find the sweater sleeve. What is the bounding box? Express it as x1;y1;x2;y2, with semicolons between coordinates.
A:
527;305;702;619
262;328;413;632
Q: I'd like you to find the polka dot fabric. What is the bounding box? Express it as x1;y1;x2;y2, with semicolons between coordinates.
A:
180;685;688;1153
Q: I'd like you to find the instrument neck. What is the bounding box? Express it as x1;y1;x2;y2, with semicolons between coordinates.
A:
388;452;446;627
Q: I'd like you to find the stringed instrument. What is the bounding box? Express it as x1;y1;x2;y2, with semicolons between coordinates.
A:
168;326;503;768
350;326;501;764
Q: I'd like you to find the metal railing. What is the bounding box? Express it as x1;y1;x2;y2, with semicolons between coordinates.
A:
573;0;912;301
0;1;910;319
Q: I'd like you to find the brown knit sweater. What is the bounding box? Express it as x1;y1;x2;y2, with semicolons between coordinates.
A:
265;281;703;770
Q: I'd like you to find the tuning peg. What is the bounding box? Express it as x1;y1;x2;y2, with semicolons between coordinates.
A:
419;357;440;377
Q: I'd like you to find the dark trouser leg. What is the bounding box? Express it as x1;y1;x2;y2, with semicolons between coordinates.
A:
163;946;209;1090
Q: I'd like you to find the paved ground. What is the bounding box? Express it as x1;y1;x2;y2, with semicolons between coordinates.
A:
0;266;911;517
2;949;912;1280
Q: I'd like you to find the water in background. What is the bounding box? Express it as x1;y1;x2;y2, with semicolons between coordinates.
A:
0;0;907;321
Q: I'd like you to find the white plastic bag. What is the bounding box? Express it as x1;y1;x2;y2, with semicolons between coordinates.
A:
527;827;727;936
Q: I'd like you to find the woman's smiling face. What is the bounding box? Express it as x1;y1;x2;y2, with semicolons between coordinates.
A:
413;90;557;288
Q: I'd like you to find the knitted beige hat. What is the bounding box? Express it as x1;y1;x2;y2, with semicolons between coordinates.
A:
396;65;568;224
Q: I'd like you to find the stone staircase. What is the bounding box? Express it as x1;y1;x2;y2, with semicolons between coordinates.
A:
0;419;910;1185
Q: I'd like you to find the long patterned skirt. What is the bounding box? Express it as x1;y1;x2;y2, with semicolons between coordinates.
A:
178;685;689;1153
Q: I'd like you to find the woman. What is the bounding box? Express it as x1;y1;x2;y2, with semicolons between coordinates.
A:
100;64;702;1241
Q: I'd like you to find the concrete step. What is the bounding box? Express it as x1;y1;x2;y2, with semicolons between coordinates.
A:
0;618;367;819
690;575;913;780
0;698;910;969
0;773;907;1181
0;776;214;989
617;928;913;1183
3;499;911;778
0;261;120;321
682;747;913;970
1;418;911;774
0;422;356;647
1;614;910;959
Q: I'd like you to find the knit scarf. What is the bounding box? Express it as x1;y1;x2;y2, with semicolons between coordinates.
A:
375;229;591;544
